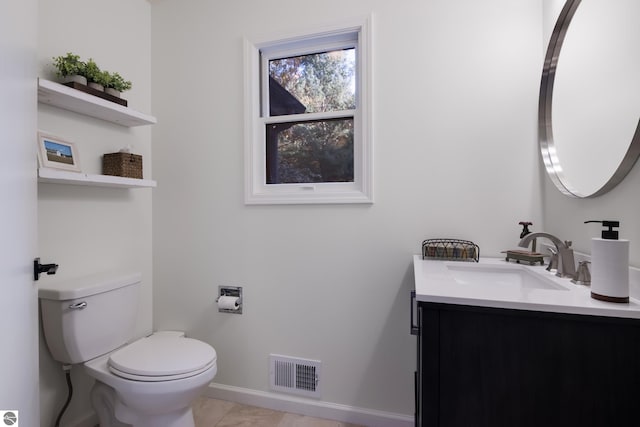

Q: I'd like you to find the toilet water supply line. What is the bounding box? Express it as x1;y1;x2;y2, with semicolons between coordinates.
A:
54;364;73;427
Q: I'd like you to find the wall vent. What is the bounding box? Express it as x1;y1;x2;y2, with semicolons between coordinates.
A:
269;354;321;398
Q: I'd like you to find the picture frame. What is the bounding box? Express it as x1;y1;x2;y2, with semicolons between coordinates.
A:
37;132;82;172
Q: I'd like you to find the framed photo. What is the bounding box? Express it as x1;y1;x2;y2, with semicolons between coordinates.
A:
37;132;82;172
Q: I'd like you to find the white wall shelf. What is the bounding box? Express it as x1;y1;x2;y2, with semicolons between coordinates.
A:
38;168;157;189
37;78;157;127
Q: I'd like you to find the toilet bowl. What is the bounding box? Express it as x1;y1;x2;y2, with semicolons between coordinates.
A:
37;272;218;427
85;333;217;427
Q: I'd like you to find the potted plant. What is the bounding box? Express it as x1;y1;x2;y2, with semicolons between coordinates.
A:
83;58;104;91
105;72;132;98
96;70;113;92
52;52;87;85
51;53;133;104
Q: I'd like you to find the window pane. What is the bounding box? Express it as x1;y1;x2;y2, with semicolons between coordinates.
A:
266;118;354;184
269;48;356;116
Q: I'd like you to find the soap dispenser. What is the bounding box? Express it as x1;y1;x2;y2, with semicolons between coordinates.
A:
584;220;629;303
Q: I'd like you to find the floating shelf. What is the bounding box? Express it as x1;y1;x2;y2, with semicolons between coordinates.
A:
37;78;157;127
38;168;157;189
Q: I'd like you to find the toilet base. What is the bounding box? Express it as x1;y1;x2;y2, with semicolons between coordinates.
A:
91;382;196;427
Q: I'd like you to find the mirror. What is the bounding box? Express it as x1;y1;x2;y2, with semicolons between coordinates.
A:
539;0;640;198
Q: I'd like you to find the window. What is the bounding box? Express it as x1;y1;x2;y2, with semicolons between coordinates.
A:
244;17;372;204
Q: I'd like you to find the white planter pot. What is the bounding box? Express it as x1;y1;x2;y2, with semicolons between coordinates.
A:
88;82;104;92
104;88;121;98
60;74;87;86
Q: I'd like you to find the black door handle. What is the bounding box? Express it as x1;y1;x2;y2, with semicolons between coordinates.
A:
34;257;58;281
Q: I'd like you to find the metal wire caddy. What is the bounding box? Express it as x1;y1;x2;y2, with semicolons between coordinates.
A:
421;238;480;262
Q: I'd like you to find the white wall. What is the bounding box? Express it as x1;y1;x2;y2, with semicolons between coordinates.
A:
151;0;543;417
541;0;640;266
543;155;640;266
37;1;153;425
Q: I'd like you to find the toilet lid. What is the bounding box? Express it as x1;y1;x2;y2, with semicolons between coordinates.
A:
108;336;216;378
109;360;216;382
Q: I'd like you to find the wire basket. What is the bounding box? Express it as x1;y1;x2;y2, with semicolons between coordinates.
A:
421;238;479;262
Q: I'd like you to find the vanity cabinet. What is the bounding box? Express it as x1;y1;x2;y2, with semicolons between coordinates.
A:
415;302;640;427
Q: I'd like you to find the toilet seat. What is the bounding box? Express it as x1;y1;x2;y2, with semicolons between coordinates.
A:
108;335;216;382
109;360;216;382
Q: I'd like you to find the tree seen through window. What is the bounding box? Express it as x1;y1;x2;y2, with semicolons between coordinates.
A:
267;49;355;184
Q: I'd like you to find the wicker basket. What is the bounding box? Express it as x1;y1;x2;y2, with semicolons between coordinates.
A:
102;152;143;179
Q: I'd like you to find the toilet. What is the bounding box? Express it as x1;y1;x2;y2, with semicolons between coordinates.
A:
38;272;217;427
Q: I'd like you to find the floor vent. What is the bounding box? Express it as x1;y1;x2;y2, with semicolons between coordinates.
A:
269;354;321;398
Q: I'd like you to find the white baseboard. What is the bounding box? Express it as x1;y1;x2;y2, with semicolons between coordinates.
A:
204;382;414;427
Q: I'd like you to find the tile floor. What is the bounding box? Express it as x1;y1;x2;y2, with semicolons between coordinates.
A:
192;397;363;427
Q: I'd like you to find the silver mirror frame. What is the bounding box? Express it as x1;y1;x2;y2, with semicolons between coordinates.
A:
539;0;640;198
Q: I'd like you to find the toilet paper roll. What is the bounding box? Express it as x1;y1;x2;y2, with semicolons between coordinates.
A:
218;296;240;310
591;238;629;302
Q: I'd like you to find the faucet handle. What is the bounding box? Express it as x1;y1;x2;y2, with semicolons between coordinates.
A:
571;261;591;285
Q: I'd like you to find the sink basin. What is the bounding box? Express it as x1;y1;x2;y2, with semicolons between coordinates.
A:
446;264;569;291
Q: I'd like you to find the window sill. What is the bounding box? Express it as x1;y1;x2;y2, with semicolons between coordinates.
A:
245;187;373;205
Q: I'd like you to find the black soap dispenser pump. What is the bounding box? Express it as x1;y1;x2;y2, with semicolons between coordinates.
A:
584;220;629;303
584;220;619;240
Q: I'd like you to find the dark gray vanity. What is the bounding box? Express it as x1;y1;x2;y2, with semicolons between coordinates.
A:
414;302;640;427
411;256;640;427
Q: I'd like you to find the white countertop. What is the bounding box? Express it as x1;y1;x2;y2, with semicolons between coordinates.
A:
413;255;640;319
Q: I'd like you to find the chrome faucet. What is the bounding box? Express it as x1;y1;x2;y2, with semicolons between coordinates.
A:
518;232;576;278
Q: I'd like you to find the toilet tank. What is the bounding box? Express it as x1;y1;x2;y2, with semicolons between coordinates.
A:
38;272;141;364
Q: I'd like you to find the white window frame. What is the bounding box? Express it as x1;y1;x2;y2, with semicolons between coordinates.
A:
243;16;373;205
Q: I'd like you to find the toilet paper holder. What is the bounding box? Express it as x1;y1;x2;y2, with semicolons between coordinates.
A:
217;286;243;314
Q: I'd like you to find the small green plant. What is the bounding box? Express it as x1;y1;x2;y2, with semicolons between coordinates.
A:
108;72;133;92
83;58;102;84
51;53;133;92
96;70;113;88
52;52;86;77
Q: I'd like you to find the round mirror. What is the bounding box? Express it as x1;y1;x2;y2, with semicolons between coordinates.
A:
539;0;640;198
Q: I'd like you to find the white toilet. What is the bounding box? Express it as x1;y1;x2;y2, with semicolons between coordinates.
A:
38;272;217;427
